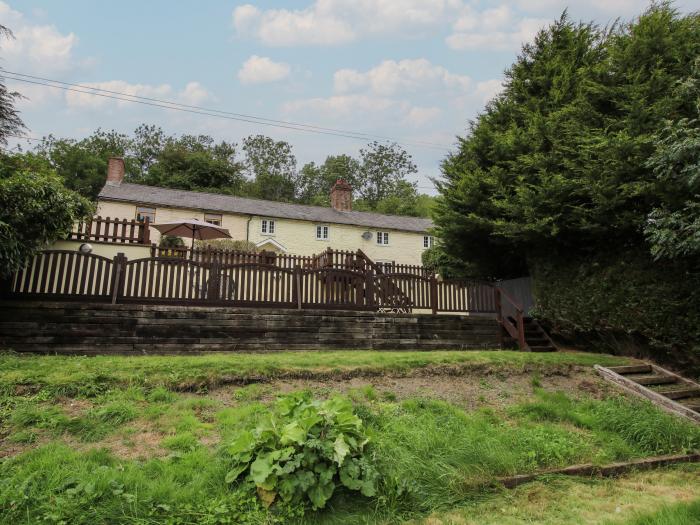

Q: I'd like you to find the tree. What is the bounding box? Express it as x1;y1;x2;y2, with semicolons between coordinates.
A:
644;60;700;260
431;4;700;367
242;135;298;201
0;152;92;276
142;133;245;194
297;154;361;205
434;6;700;277
36;129;132;200
357;142;417;208
0;25;25;145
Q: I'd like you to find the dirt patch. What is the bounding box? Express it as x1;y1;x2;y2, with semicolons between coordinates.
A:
212;366;614;410
56;397;93;417
68;423;170;460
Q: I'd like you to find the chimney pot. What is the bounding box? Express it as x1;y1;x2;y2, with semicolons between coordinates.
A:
330;179;352;212
106;157;125;186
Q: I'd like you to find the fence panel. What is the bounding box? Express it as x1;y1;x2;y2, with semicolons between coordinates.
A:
300;268;368;310
436;279;495;313
70;216;149;244
121;257;212;302
382;272;432;310
6;250;114;300
219;263;296;307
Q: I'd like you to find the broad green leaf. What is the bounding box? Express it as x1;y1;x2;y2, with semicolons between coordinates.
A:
280;421;306;445
333;434;351;466
224;463;248;484
227;430;256;456
308;480;335;509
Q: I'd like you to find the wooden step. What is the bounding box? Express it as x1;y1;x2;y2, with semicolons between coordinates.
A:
529;345;556;352
633;375;678;386
658;388;700;400
608;364;653;375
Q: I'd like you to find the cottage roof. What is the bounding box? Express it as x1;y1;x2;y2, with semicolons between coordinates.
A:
99;183;434;233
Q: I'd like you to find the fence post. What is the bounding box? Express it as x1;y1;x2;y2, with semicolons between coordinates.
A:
293;266;302;310
207;260;221;302
516;310;527;351
110;253;127;304
429;274;438;314
364;267;375;310
141;217;151;245
494;287;503;349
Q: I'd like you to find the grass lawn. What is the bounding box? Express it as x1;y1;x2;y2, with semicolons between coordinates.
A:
0;349;698;524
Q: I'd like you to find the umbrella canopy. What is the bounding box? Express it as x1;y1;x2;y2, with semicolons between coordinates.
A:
151;218;231;248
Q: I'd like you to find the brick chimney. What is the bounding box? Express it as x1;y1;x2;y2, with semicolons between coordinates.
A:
330;179;352;212
106;157;125;186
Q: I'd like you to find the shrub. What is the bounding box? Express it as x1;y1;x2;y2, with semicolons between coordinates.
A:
224;392;378;510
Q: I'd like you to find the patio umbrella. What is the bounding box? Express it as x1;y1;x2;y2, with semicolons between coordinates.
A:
151;218;231;249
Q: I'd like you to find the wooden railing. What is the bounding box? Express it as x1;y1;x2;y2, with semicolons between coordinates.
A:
70;216;151;245
2;250;498;317
494;287;528;351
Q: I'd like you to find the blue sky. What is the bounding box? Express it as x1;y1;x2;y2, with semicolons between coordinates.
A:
2;0;697;194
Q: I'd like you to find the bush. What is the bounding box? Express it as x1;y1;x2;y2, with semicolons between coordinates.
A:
0;154;92;277
224;392;378;510
195;239;258;252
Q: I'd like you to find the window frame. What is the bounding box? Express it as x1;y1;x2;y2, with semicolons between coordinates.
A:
376;231;390;246
204;212;222;226
135;206;156;223
261;218;276;236
315;224;330;241
423;235;434;249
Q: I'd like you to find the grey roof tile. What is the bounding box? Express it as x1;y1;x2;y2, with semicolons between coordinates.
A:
99;183;433;233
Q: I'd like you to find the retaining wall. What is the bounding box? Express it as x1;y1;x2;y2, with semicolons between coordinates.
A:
0;301;500;355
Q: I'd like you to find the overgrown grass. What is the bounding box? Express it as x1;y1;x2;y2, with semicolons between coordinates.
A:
615;499;700;525
1;350;696;524
0;350;630;398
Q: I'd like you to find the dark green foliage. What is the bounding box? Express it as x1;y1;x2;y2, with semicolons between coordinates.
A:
0;25;25;145
432;5;700;360
0;153;92;276
225;392;378;511
36;130;133;200
531;249;700;368
159;235;185;249
434;4;700;270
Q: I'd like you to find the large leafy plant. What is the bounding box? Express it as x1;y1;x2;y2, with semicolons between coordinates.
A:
225;393;378;510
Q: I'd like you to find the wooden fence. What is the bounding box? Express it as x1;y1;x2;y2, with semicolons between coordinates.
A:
70;216;151;245
2;250;496;315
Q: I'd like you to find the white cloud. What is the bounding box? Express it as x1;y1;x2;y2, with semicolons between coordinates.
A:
475;79;505;104
238;55;291;84
283;58;484;132
64;80;211;109
178;81;211;105
334;59;471;96
231;0;463;46
446;13;548;51
403;106;442;126
282;94;399;118
0;1;79;72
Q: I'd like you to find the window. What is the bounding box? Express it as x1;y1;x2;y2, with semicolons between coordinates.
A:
376;231;389;245
423;235;434;249
316;225;329;240
135;206;155;223
261;218;276;235
204;213;222;226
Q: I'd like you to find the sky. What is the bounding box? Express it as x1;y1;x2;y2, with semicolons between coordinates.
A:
1;0;697;195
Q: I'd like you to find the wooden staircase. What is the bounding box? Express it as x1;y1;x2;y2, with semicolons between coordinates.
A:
495;287;557;352
596;363;700;424
521;317;557;352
